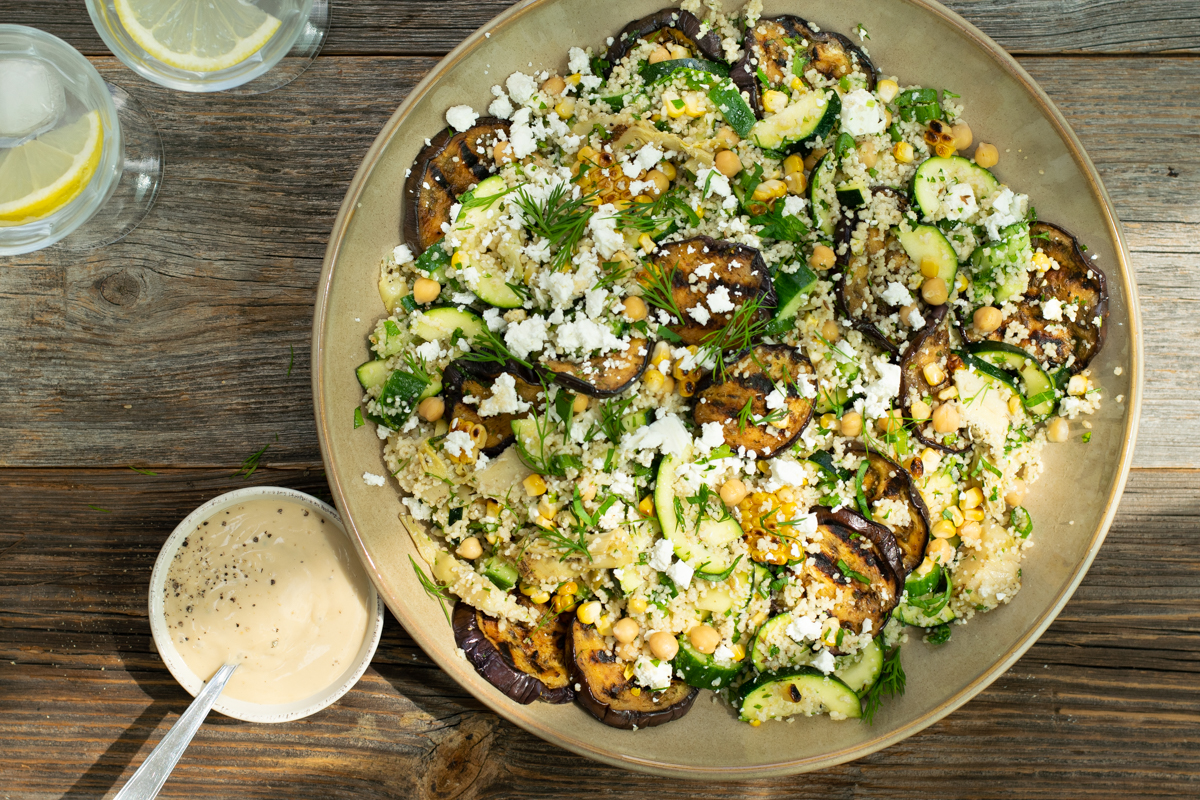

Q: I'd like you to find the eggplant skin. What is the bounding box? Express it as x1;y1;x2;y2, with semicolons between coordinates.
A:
900;305;971;454
961;221;1108;374
567;617;698;729
801;508;903;645
732;16;878;116
542;336;651;398
402;118;510;254
453;602;575;705
602;8;725;76
442;362;540;457
847;444;930;578
649;236;776;347
694;344;815;459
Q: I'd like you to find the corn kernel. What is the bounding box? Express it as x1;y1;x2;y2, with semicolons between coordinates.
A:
644;368;665;392
1008;395;1023;415
752;179;786;201
960;487;984;509
663;91;687;119
530;591;551;605
683;91;707;117
1032;252;1052;270
523;473;547;496
638;496;655;516
956;272;970;292
595;615;614;636
922;363;946;386
486;500;502;518
552;594;577;614
554;98;576;118
789;76;804;92
638;233;656;253
566;73;582;85
557;581;579;596
921;447;941;472
934;141;955;158
762;89;789;113
931;519;957;539
876;78;899;103
730;643;747;662
628;597;649;614
537;496;556;518
963;507;985;522
534;515;554;529
1068;375;1089;396
450;251;468;269
893;141;914;163
519;583;537;596
946;505;965;527
576;600;602;625
630;687;642;697
919;257;941;278
658;161;677;180
820;413;838;429
938;386;959;400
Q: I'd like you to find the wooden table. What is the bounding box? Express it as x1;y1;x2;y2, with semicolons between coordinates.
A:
2;2;1197;797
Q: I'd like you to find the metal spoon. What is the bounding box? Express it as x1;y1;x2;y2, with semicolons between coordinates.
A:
113;663;238;800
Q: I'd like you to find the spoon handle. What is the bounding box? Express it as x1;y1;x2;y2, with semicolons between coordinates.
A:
113;663;239;800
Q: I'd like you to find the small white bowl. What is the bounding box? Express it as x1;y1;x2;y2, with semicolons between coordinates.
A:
149;486;384;723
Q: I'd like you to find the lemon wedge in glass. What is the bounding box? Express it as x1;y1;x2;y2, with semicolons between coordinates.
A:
0;110;104;225
115;0;282;73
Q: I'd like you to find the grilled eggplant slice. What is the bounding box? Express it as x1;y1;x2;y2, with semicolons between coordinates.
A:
453;601;574;705
442;362;539;456
834;188;917;358
542;336;651;397
693;344;815;459
649;236;776;346
403;118;510;253
900;306;971;454
602;8;725;76
568;616;698;729
732;16;877;116
795;508;902;644
848;445;930;577
961;222;1108;374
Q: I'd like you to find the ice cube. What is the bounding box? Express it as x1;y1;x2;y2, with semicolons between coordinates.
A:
0;59;65;146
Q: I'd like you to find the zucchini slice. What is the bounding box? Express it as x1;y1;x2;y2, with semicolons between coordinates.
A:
648;236;776;347
834;637;885;695
964;342;1058;419
655;455;743;576
673;635;745;690
911;155;1001;222
602;8;724;75
771;263;819;325
693;344;816;459
567;617;698;730
849;444;931;577
835;181;869;209
355;359;390;392
961;221;1108;375
738;667;862;722
748;89;835;151
450;175;524;308
899;306;972;454
403;117;510;253
967;222;1030;303
896;558;956;627
896;224;958;287
542;335;651;397
750;612;793;671
453;600;574;705
411;305;486;343
809;153;839;239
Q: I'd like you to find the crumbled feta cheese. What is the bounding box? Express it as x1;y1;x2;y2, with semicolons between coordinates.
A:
632;142;665;173
696;421;726;453
811;648;836;675
862;356;902;418
443;430;475;458
445;105;478;132
567;46;591;75
504;315;548;359
695;165;732;198
880;281;914;308
712;644;735;665
482;307;506;332
707;285;735;314
508;107;537;158
392;244;414;264
401;496;432;520
785;614;823;642
362;471;386;486
648;538;675;571
555;316;624;356
622;415;692;458
376;424;391;441
840;88;886;136
687;304;712;325
505;72;537;104
633;656;673;690
477;373;532;417
487;93;514;120
981;187;1029;240
666;558;694;589
587;203;624;258
598;500;627;531
782;194;807;217
584;288;608;319
770;458;806;486
943;182;979;222
765;389;787;410
414;340;442;362
1042;297;1064;321
905;307;926;329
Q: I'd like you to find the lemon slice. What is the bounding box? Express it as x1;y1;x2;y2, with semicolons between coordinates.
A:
115;0;282;73
0;111;104;224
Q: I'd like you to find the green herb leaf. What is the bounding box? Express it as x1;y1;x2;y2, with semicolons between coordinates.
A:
353;407;365;429
854;460;873;521
409;555;453;627
231;442;271;479
836;558;871;585
128;466;158;476
860;645;906;724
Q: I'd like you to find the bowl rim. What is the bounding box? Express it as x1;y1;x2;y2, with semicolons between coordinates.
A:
311;0;1143;776
148;485;385;724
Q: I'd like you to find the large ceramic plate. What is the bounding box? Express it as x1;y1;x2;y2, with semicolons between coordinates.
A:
313;0;1142;777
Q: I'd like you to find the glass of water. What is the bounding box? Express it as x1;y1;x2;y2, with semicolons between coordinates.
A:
85;0;330;94
0;25;163;256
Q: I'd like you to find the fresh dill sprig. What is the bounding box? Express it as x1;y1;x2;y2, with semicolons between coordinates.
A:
593;259;632;291
637;258;684;321
88;505;112;513
613;186;700;235
861;646;906;724
128;466;158;476
409;555;453;627
512;183;596;271
231;442;271;479
701;294;773;379
461;325;532;370
532;526;593;562
402;352;435;386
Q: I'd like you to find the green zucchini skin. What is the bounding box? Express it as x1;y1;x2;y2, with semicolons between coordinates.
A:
673;636;745;690
411;306;485;343
911;155;1001;221
962;342;1058;419
737;667;862;722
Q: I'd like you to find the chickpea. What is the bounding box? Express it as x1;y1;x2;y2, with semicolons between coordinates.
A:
648;45;671;64
622;295;648;321
974;142;999;169
714;126;740;148
688;624;721;655
858;139;879;169
646;169;671;195
900;303;921;328
957;520;982;544
413;277;442;304
952;121;973;151
572;393;589;413
803;147;827;171
541;74;566;96
910;399;932;421
840;411;864;437
1005;480;1028;507
714;149;742;178
783;171;807;195
417;396;445;422
820;319;841;343
720;478;748;507
493;140;512;164
455;536;483;559
928;538;957;565
612;617;640;644
878;409;904;435
921;276;949;306
931;402;960;433
1046;416;1070;443
809;244;836;270
973;305;1003;334
647;631;679;661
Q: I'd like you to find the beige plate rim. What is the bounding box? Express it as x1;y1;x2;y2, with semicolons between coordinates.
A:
311;0;1144;777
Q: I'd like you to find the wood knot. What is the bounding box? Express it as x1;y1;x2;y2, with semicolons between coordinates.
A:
99;270;143;306
420;715;497;800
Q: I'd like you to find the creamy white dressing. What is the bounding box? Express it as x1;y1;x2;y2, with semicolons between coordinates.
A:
162;499;371;705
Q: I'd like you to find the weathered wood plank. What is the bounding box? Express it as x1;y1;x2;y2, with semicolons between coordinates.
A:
2;0;1197;56
0;467;1197;797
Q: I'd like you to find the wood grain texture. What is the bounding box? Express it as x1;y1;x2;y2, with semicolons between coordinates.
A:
0;55;1196;467
4;0;1198;56
1;468;1197;799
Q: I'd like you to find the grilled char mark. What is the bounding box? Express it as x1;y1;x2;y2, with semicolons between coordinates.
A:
733;16;879;116
900;305;971;454
402;118;510;253
804;509;902;645
452;601;574;705
693;344;815;459
650;236;775;347
568;617;698;729
963;222;1108;374
846;446;930;577
602;8;725;77
442;361;539;456
542;336;651;397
